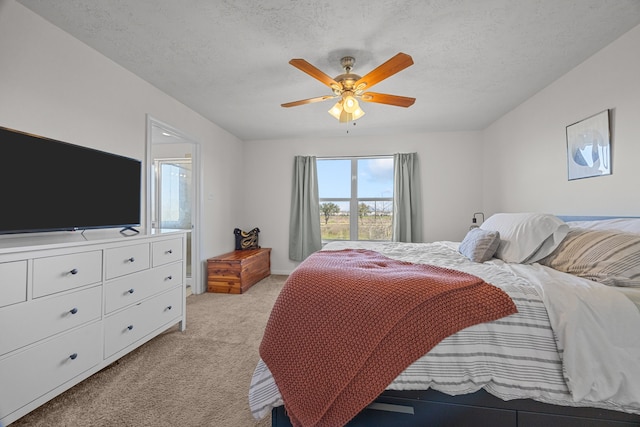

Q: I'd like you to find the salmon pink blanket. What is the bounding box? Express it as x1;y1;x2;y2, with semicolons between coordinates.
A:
259;249;517;427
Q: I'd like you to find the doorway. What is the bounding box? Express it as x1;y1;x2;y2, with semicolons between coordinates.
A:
146;116;203;294
153;158;193;284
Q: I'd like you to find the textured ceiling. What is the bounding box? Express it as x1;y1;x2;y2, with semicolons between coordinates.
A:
16;0;640;141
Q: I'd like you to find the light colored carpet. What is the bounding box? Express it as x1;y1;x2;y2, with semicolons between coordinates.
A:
11;275;286;427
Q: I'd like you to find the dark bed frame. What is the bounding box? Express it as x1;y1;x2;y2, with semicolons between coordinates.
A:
272;389;640;426
272;215;640;427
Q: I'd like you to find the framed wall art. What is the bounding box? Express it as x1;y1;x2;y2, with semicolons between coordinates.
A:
566;109;611;180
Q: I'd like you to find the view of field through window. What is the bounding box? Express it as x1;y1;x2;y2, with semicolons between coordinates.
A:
317;157;393;241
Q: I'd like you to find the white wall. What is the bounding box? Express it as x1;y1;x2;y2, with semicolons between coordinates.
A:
242;131;483;274
6;0;637;278
0;0;245;292
483;23;640;217
244;22;640;274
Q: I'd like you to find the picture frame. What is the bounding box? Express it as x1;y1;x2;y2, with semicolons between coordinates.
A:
566;109;611;180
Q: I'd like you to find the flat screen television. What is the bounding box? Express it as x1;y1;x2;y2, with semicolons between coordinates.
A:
0;126;142;235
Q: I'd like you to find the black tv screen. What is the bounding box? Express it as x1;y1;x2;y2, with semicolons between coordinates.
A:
0;126;141;234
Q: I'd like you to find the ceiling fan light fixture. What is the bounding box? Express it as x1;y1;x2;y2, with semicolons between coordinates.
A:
352;106;365;120
328;99;365;122
342;94;359;113
328;101;343;120
289;53;414;124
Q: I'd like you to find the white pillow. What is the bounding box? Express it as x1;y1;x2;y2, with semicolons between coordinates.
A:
480;213;569;263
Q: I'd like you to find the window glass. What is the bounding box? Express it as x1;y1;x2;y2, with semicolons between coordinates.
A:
317;159;350;198
318;156;393;241
357;158;393;198
319;200;350;240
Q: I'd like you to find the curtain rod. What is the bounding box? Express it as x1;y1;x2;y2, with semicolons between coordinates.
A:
316;154;394;159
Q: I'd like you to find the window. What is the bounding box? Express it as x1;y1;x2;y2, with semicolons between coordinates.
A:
317;156;394;241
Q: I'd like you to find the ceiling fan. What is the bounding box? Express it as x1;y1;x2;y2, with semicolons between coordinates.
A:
281;53;416;123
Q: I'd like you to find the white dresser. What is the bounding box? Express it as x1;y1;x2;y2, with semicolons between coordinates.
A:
0;229;186;425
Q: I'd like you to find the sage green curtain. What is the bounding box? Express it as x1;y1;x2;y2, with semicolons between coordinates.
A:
289;156;322;261
392;152;423;242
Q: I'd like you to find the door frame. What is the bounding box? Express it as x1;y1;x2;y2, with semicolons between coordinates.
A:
146;115;203;294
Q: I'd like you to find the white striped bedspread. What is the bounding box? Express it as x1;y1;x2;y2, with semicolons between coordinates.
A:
249;241;640;419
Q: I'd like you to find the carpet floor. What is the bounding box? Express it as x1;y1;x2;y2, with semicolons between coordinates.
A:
10;275;286;427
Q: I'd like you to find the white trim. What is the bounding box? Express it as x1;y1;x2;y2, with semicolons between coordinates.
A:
145;115;204;295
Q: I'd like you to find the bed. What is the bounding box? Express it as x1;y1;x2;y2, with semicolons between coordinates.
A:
249;213;640;427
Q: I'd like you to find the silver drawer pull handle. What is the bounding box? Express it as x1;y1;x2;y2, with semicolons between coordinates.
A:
128;288;135;294
127;325;134;331
166;249;173;254
69;307;78;315
127;257;135;263
70;268;79;275
69;353;78;360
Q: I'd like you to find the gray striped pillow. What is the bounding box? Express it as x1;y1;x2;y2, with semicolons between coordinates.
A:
539;229;640;287
459;228;501;263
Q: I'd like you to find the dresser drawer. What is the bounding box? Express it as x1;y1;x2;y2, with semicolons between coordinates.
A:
0;321;102;419
104;286;182;358
33;251;102;298
152;238;183;267
0;261;27;308
0;285;102;355
105;243;150;279
104;262;183;314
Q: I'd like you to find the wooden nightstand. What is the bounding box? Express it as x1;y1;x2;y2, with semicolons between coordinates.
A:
207;248;271;294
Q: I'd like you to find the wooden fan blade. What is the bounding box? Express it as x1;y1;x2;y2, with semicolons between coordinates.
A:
281;95;335;108
360;92;415;107
355;53;414;90
289;59;340;90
